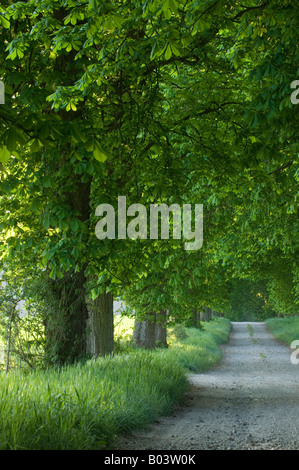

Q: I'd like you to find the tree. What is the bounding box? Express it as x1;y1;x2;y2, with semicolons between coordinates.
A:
0;0;298;364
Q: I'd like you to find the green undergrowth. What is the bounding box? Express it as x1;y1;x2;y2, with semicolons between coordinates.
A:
265;316;299;346
0;317;231;450
167;317;232;372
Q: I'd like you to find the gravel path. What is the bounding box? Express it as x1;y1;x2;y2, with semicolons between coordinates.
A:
116;322;299;450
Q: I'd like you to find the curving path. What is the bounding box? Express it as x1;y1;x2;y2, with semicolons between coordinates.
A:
116;322;299;450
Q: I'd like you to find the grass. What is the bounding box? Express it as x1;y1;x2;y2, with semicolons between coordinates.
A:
167;317;232;372
0;316;231;450
0;352;187;450
265;316;299;346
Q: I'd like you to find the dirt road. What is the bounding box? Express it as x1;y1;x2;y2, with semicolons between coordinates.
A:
116;322;299;450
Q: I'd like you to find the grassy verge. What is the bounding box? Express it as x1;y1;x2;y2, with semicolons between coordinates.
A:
265;316;299;346
0;317;231;450
167;317;232;372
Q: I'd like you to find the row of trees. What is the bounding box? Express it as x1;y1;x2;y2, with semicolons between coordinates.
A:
0;0;298;365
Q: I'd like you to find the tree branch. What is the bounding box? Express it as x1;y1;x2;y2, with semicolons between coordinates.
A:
233;2;269;21
267;161;293;175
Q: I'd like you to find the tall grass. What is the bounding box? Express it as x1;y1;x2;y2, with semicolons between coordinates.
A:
265;316;299;346
0;352;187;450
200;317;232;345
0;317;231;450
167;317;232;372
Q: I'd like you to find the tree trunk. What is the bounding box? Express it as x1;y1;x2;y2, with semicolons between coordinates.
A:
200;306;212;322
192;309;201;328
41;27;93;364
155;310;168;347
134;313;157;349
133;320;143;345
44;268;89;365
86;291;114;357
43;178;92;365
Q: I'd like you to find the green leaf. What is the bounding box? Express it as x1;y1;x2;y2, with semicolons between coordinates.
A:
93;142;110;162
5;129;18;152
66;101;77;112
0;15;10;29
43;176;52;188
31;138;42;152
170;43;181;56
7;49;17;60
30;199;43;213
70;219;79;231
0;146;11;163
165;44;172;60
17;48;24;59
38;123;50;141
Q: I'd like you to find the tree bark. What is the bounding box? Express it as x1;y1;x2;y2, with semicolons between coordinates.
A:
86;291;114;357
192;309;202;328
155;310;168;347
133;320;143;345
43;176;91;365
134;313;157;349
200;306;212;322
44;268;89;364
